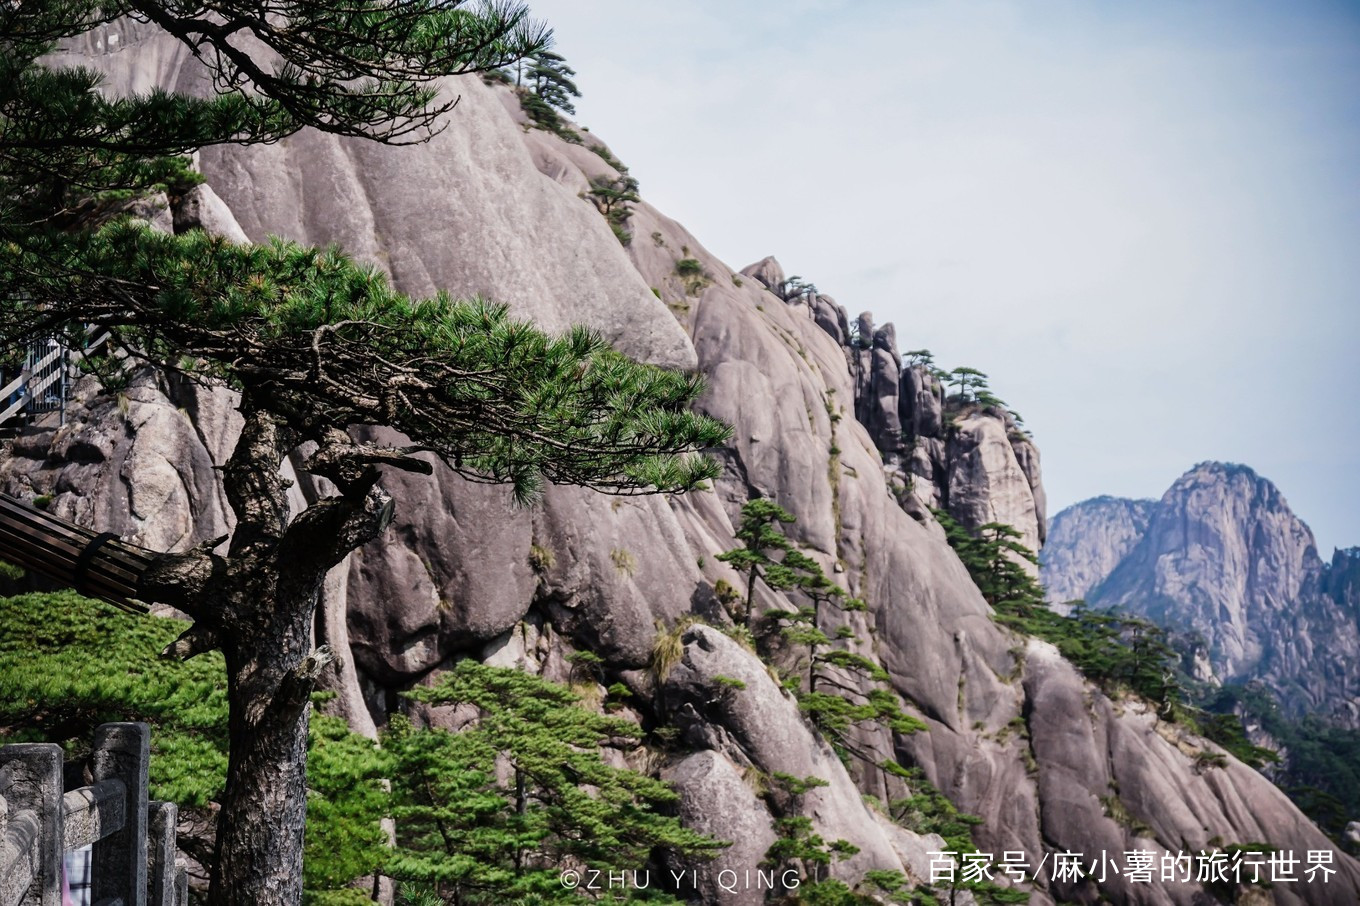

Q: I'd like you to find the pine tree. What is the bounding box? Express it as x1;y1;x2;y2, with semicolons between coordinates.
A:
587;171;641;245
716;498;804;628
0;592;726;904
719;500;925;772
761;775;852;891
776;276;818;302
387;660;723;904
505;49;582;138
526;50;581;115
303;712;393;906
0;6;731;905
902;349;935;368
0;591;389;903
934;510;1201;727
946;366;988;402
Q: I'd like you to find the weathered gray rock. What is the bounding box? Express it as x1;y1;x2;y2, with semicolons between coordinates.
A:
66;21;697;374
119;191;175;234
1041;496;1154;606
171;184;250;242
10;26;1358;906
810;295;849;346
780;284;1044;553
1009;432;1047;546
1323;547;1360;615
1019;638;1360;905
901;364;944;439
945;413;1044;558
343;457;536;683
853;329;904;455
662;751;777;906
0;371;238;554
660;626;910;883
738;256;785;295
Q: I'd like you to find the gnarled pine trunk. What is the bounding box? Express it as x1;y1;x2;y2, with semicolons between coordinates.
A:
138;399;419;906
210;563;322;906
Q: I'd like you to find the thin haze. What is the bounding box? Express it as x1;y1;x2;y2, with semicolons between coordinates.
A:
525;0;1360;554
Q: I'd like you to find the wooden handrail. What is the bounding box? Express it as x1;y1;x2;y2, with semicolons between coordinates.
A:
0;495;153;614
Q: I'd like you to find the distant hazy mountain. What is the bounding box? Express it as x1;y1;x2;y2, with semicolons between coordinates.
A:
1042;461;1360;726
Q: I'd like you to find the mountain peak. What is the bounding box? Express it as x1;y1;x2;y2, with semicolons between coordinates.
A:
1044;464;1359;725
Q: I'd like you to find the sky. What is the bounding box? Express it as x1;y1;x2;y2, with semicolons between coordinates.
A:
524;0;1360;554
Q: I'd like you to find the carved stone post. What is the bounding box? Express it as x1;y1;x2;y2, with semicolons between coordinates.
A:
90;723;149;906
147;801;179;906
0;743;63;906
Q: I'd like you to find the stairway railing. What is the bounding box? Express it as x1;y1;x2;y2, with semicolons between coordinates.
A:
0;329;112;430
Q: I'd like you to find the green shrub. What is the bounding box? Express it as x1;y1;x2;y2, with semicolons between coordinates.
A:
0;592;387;902
527;543;555;571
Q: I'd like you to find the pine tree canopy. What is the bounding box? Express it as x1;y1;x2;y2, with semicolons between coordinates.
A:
2;225;729;501
525;49;579;114
0;2;730;503
388;661;725;904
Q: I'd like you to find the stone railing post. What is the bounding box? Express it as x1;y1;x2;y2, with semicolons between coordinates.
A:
90;723;149;906
0;743;62;906
146;801;179;906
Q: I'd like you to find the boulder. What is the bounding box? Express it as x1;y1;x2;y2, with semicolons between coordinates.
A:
172;184;250;242
901;364;944;439
738;256;786;295
945;413;1044;558
662;751;776;906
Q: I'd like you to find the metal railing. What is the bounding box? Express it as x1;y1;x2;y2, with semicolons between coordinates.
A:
0;329;112;431
0;723;187;906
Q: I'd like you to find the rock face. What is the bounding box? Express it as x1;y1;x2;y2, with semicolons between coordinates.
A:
10;24;1360;905
1042;463;1360;726
1041;496;1155;609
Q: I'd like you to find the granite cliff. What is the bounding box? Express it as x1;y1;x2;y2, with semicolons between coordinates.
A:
1042;463;1360;729
5;21;1360;905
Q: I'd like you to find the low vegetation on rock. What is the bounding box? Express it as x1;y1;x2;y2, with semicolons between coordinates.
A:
935;509;1279;771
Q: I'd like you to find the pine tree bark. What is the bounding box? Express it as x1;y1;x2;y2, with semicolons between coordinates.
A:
214;614;315;906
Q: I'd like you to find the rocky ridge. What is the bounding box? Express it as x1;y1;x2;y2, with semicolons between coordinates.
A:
1042;462;1360;728
5;21;1359;904
737;259;1047;559
1040;496;1155;611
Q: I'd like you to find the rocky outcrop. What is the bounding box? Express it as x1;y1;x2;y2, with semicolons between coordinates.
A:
172;184;250;244
0;372;239;556
945;413;1044;556
662;751;777;906
736;271;1048;554
1042;463;1360;726
660;626;907;882
10;24;1360;904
